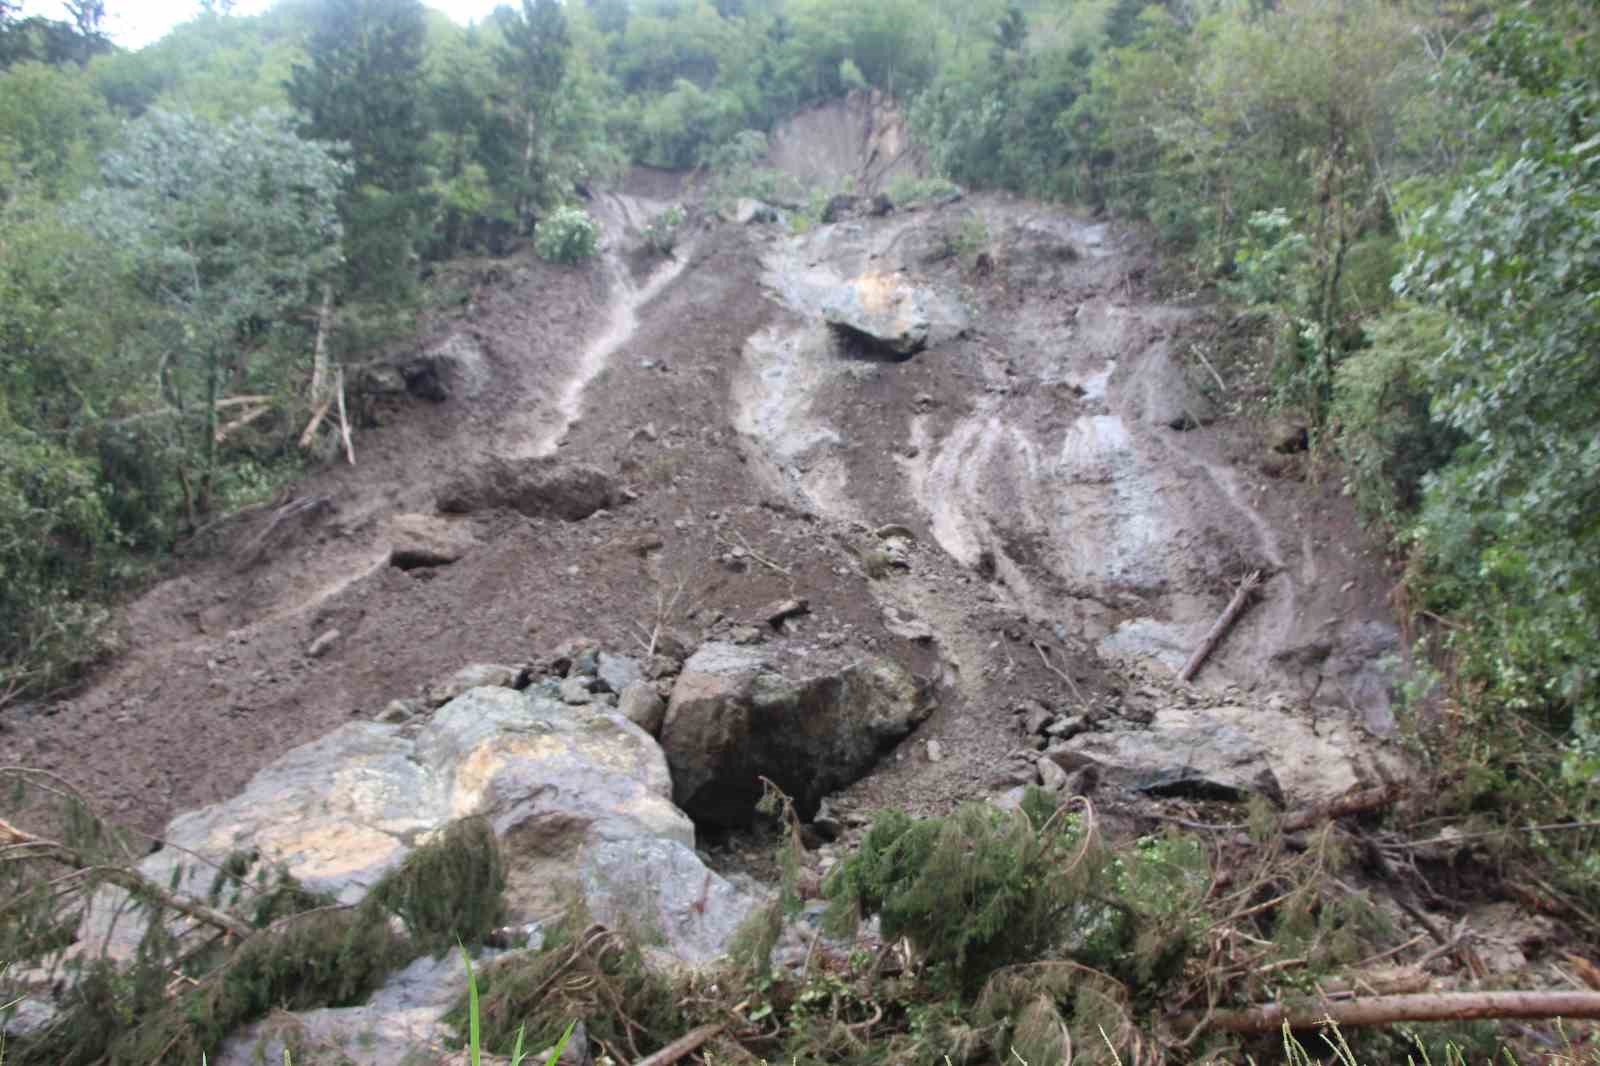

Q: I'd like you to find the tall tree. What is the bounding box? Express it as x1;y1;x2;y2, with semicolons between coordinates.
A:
494;0;571;232
288;0;427;300
78;109;346;518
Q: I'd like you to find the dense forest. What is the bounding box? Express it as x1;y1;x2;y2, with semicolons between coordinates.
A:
1;0;1596;910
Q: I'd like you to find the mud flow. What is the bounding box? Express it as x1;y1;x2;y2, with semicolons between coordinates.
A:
9;153;1401;837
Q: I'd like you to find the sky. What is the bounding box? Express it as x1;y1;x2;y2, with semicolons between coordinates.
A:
17;0;505;49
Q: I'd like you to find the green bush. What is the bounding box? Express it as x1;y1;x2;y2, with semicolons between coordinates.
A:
884;174;962;208
642;204;685;255
533;206;600;264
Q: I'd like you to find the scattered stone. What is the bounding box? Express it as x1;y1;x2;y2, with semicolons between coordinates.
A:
425;663;523;706
597;652;645;694
661;642;930;826
729;198;779;225
730;625;765;645
437;457;618;521
883;608;935;643
306;629;341;659
559;676;595;705
875;524;916;542
387;513;478;570
379;698;427;724
1036;755;1069;793
1044;714;1088;740
1019;700;1053;737
925;740;945;764
1267;414;1310;454
1;997;56;1043
764;597;810;628
618;681;666;736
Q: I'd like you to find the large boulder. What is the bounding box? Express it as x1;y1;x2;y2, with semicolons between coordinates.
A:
85;688;754;965
387;512;479;570
1050;718;1283;803
821;271;937;355
437;457;617;521
660;642;929;826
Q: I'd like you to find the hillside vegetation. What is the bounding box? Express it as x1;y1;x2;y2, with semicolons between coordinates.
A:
1;0;1598;1056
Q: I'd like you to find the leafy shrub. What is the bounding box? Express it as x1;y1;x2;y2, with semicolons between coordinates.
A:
643;204;685;255
822;792;1207;994
533;206;600;264
884;174;962;208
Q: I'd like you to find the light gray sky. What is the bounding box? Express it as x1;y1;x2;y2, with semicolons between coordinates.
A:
18;0;504;49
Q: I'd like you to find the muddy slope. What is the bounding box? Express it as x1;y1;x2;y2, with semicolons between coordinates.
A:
7;169;1401;837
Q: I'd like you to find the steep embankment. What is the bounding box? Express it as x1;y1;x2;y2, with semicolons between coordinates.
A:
7;103;1401;842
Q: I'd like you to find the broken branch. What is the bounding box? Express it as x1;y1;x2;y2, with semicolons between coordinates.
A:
1181;569;1263;683
1175;990;1600;1035
628;1024;726;1066
0;816;254;941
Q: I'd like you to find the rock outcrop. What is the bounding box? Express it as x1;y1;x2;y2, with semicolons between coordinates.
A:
660;642;929;826
437;457;618;521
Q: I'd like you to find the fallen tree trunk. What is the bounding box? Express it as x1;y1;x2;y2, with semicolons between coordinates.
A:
629;1024;725;1066
1176;991;1600;1035
1281;782;1404;833
0;816;254;941
1181;569;1263;682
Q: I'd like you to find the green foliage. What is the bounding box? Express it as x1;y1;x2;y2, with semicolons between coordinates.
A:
288;0;427;300
1;804;504;1066
0;61;110;198
643;204;686;255
823;793;1207;994
77;108;345;518
1387;2;1600;762
445;912;681;1058
884;174;961;209
534;206;600;264
372;817;506;954
1331;306;1460;530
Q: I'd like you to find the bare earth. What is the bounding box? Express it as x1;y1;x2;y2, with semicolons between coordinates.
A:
5;168;1401;843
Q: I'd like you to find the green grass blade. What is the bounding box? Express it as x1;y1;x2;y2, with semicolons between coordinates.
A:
459;942;481;1066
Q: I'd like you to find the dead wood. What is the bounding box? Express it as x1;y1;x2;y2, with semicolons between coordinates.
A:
0;815;254;941
1181;569;1263;682
335;365;355;465
214;404;270;444
299;282;335;449
1280;783;1404;833
627;1024;726;1066
1175;990;1600;1035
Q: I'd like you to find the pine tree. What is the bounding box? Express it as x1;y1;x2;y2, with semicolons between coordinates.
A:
495;0;571;233
287;0;428;301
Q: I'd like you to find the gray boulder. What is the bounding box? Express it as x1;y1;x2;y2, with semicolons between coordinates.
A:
217;952;594;1066
619;681;667;735
822;271;932;354
388;512;479;570
1053;719;1283;804
83;688;748;966
661;642;929;826
729;198;779;225
597;652;645;694
437;458;617;521
425;662;523;706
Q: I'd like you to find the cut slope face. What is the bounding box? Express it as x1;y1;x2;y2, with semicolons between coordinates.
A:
765;88;927;195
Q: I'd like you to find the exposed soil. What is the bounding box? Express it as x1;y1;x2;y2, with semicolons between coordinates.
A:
6;145;1404;844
